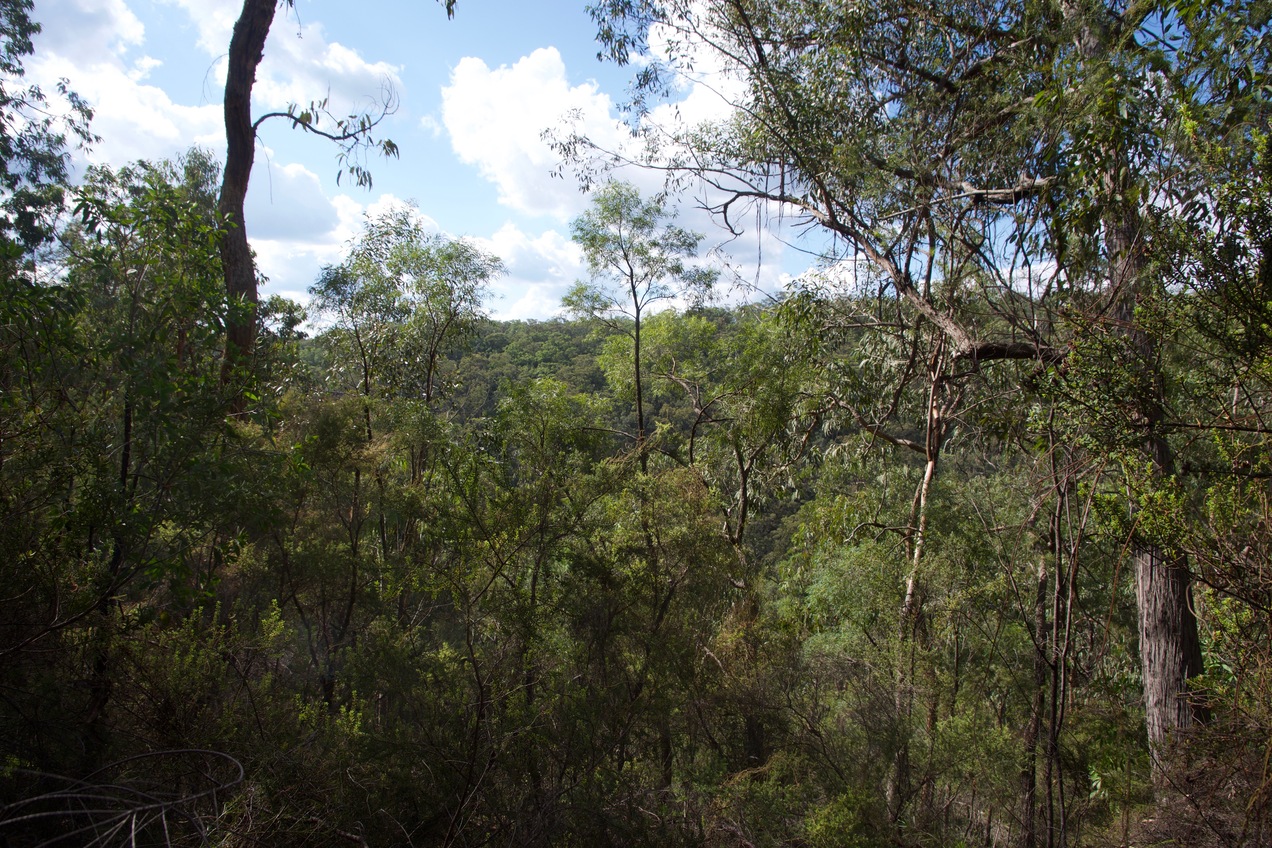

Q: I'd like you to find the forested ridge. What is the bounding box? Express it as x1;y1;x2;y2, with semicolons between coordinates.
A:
2;0;1272;845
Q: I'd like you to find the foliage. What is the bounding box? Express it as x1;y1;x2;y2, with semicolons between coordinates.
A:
2;1;1271;845
309;204;499;406
0;0;95;252
566;181;717;472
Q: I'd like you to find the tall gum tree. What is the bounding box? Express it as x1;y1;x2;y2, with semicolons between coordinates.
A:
579;2;1070;827
564;181;717;473
217;0;454;401
580;0;1259;801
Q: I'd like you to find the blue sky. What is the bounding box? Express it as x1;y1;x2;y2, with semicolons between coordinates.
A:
30;0;805;318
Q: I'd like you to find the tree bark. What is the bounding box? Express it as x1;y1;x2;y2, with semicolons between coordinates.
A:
1019;557;1047;848
1106;179;1207;788
219;0;278;395
1135;544;1205;765
1054;0;1208;786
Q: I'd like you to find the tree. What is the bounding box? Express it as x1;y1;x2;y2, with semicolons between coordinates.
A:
0;152;249;796
564;181;716;472
299;207;499;655
217;0;456;399
638;306;809;551
580;0;1265;796
0;0;94;255
310;206;499;416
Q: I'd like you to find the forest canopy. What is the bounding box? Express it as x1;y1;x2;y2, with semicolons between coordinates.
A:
1;0;1271;846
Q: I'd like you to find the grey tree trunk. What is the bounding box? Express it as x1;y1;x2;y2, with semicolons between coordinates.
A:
1106;190;1207;788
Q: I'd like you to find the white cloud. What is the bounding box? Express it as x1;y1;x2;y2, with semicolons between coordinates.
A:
30;53;222;168
255;21;404;119
435;39;783;311
128;55;163;82
27;0;219;171
33;0;144;63
644;14;747;127
252;190;441;302
481;221;582;280
248;167;355;300
419;114;442;139
246;159;339;240
158;0;240;55
494;281;572;321
361;194;439;233
474;221;585;320
441;47;630;220
154;3;403;136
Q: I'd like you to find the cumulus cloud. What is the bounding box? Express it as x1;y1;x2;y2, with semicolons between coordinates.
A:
128;55;163;82
25;0;419;307
473;222;585;320
251;192;360;300
418;114;442;139
360;194;440;233
436;36;800;304
441;47;630;220
27;0;221;171
644;14;748;127
255;21;404;120
157;0;240;55
30;52;222;168
251;190;444;302
155;2;403;133
246;159;340;241
25;0;801;317
480;221;581;281
493;281;572;321
246;167;356;300
33;0;144;64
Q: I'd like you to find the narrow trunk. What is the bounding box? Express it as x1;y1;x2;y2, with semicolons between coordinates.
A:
218;0;277;396
1044;494;1069;848
632;297;647;473
1019;557;1048;848
888;365;944;823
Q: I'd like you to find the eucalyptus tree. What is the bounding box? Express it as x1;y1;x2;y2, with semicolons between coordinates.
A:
309;208;498;573
290;208;500;706
564;181;717;472
310;206;499;415
578;0;1065;816
579;0;1272;806
639;306;810;551
217;0;455;398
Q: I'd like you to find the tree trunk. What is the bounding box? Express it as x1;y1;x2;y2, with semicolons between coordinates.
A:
888;362;945;823
1106;183;1207;789
632;296;647;474
218;0;277;396
1134;543;1206;768
1019;557;1048;848
1056;0;1208;786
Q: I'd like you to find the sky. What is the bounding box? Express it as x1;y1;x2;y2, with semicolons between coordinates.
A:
29;0;811;320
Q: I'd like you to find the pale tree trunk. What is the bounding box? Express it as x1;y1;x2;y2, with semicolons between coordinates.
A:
888;352;949;823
